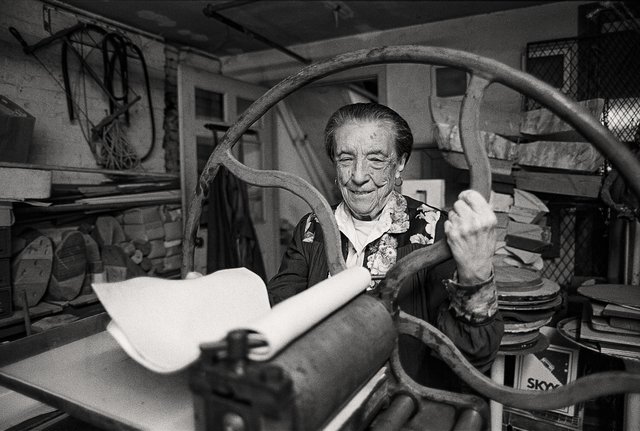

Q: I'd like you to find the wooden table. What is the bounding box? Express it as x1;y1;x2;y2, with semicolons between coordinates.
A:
0;313;194;430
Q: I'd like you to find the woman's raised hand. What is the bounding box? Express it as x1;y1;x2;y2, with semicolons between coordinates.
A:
444;190;497;284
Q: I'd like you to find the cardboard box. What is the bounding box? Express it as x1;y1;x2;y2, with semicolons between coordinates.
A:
147;239;166;259
0;95;35;163
162;254;181;272
123;220;165;242
123;207;162;225
504;327;584;430
513;344;579;416
506;221;552;253
0;167;51;200
163;220;182;242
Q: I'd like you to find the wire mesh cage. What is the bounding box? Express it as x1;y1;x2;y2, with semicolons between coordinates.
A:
541;203;609;290
542;207;576;288
525;24;640;143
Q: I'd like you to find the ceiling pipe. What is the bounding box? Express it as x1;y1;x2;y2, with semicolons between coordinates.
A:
203;3;312;64
205;0;258;13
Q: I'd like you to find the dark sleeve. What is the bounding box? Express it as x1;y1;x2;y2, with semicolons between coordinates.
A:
429;261;504;373
410;213;503;373
266;215;311;305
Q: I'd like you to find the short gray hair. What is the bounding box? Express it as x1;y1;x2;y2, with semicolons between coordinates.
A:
324;103;413;162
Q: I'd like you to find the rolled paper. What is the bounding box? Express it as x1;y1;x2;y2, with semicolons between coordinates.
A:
243;266;371;361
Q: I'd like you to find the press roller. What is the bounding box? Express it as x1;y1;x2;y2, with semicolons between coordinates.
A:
190;294;397;431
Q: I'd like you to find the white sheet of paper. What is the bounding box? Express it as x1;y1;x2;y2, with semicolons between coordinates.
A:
94;266;371;373
93;268;270;373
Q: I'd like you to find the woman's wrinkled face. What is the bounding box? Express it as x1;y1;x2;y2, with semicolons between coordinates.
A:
334;120;406;220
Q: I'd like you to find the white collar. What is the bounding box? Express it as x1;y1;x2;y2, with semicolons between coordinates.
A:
335;199;394;253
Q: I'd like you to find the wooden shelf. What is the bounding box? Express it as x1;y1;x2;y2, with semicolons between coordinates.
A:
12;189;181;222
14;197;180;215
0;161;178;181
513;170;602;199
0;158;182;343
0;295;103;341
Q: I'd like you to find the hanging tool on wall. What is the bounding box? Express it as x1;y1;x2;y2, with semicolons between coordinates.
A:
8;23;155;169
99;29;156;146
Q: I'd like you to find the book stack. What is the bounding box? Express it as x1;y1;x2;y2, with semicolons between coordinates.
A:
496;265;561;352
577;284;640;359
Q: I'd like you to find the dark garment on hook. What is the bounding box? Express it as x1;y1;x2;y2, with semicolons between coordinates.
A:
207;167;266;280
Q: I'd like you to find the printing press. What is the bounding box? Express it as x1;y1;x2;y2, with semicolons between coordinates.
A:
2;45;640;431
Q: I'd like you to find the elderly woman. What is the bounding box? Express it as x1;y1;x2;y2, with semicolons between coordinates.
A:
268;103;503;390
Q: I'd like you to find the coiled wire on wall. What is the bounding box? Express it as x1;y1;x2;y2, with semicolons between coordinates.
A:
59;23;156;169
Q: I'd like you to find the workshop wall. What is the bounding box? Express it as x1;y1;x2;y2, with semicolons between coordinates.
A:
221;1;586;145
221;1;586;88
0;0;167;183
218;1;588;217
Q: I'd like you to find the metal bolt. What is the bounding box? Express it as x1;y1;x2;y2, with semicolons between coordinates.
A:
222;412;245;431
260;366;284;385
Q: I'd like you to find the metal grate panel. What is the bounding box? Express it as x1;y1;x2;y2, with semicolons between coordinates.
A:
542;208;576;287
525;27;640;143
541;204;609;289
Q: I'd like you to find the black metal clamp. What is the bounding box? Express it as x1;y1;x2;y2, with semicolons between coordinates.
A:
190;330;294;431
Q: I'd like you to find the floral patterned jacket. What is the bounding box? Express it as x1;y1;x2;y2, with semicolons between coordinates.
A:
267;192;503;383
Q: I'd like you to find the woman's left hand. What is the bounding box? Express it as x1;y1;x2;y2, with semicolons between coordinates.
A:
444;190;497;284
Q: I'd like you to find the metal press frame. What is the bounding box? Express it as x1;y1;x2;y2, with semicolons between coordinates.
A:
182;45;640;421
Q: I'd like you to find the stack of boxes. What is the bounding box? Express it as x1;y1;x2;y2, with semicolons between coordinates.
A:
121;205;182;275
493;188;552;271
0;202;12;318
122;206;166;273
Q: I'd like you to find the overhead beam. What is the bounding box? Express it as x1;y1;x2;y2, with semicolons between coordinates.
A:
202;4;311;64
205;0;258;13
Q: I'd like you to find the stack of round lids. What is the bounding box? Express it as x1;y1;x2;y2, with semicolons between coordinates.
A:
496;266;561;352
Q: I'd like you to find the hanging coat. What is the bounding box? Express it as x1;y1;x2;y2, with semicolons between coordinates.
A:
207;166;266;280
